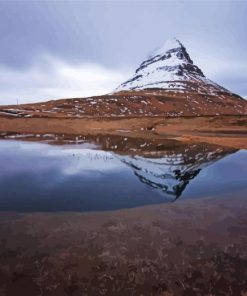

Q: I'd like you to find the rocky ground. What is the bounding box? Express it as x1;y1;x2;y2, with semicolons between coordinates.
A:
0;192;247;296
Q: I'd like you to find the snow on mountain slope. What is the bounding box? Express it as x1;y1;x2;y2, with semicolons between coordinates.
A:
116;37;230;95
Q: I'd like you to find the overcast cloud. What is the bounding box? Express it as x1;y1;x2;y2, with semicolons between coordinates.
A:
0;54;129;105
0;0;246;105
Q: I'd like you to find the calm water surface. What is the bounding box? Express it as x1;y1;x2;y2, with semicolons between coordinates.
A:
0;134;246;212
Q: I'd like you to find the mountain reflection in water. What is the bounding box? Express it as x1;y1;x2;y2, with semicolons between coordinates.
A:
120;144;232;200
0;133;245;212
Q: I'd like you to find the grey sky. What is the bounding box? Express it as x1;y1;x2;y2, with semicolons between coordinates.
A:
0;0;246;104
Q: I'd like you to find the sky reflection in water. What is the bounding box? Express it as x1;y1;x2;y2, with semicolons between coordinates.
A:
0;137;246;212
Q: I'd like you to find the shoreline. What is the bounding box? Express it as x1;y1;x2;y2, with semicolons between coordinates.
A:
0;114;246;149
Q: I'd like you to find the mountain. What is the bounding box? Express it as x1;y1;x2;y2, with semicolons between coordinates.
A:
116;37;231;95
0;37;246;118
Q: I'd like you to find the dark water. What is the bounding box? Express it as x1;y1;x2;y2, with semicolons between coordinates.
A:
0;134;246;212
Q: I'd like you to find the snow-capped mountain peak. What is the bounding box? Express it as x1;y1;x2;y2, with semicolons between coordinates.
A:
115;37;229;94
150;37;184;58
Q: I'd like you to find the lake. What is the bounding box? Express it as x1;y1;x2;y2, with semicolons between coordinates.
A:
0;133;246;212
